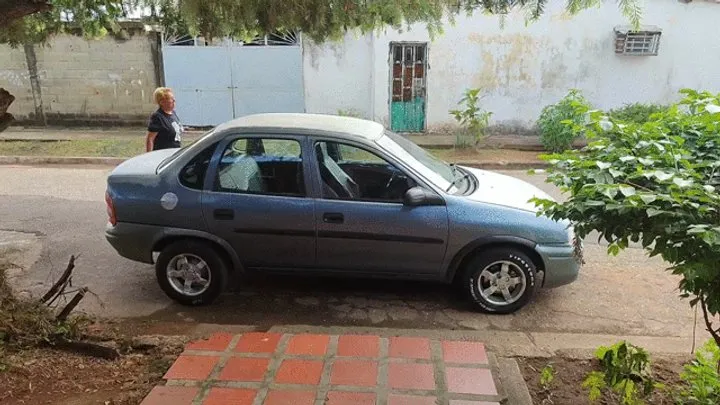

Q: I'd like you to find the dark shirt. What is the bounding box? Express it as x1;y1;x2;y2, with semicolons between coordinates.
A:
148;108;183;150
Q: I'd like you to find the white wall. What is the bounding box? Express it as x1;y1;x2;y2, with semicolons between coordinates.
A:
302;0;720;133
303;32;375;119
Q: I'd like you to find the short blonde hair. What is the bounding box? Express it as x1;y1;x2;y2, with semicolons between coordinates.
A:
153;87;173;104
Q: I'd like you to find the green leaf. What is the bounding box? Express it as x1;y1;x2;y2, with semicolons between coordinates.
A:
673;177;694;188
609;169;624;178
638;194;657;204
619;185;636;197
608;243;621;255
646;208;663;217
638;158;654;165
603;187;618;199
654;171;674;181
597;161;613;170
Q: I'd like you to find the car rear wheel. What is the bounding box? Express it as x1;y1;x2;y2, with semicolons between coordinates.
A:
155;240;228;306
461;248;537;314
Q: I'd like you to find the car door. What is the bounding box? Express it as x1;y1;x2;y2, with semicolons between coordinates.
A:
202;134;316;269
311;138;449;276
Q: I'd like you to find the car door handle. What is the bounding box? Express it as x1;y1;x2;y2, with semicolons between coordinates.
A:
323;212;344;224
213;208;234;220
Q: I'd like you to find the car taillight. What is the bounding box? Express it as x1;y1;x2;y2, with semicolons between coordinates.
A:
105;191;117;226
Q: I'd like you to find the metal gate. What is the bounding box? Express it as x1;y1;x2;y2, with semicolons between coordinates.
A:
162;33;305;127
389;42;428;133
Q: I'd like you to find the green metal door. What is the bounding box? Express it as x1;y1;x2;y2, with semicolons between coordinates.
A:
390;43;427;133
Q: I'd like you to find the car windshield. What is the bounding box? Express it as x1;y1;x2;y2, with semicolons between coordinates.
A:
377;130;466;193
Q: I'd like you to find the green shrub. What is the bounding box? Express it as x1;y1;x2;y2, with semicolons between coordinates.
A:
675;339;720;405
608;103;669;124
449;88;492;148
537;89;591;153
582;341;658;404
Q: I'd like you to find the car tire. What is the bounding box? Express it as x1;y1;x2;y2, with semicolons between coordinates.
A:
461;248;537;314
155;240;228;306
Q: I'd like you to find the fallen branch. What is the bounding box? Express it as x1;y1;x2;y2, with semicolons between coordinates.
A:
49;339;120;360
41;255;75;304
56;287;87;321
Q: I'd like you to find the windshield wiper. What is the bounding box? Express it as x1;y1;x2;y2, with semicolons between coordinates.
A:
446;172;472;192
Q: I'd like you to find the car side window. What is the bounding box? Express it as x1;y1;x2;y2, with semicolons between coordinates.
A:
214;137;305;197
315;141;416;203
179;142;219;190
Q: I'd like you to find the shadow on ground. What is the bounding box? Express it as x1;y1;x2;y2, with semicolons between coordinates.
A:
140;273;487;331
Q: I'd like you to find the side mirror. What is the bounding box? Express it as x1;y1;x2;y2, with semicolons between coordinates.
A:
403;186;445;207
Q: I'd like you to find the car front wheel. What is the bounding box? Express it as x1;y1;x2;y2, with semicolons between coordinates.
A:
461;248;537;314
155;240;228;306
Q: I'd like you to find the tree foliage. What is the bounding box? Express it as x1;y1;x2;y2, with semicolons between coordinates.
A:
532;89;720;351
0;0;643;46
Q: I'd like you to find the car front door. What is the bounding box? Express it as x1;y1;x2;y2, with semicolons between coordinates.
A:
202;134;316;270
311;138;449;276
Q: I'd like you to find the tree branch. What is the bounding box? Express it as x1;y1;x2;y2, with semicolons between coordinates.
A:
0;0;52;27
41;255;76;304
699;295;720;347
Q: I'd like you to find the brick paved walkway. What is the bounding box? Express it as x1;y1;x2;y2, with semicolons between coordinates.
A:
141;332;502;405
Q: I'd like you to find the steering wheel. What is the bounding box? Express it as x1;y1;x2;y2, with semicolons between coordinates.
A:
385;170;398;190
383;169;408;199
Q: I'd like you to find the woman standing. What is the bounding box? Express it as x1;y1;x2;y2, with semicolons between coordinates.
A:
146;87;183;152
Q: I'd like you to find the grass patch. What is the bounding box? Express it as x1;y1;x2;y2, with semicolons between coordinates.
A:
0;139;543;164
0;139;146;157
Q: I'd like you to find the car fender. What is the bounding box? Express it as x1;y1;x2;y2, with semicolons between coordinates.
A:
155;228;244;272
445;235;541;283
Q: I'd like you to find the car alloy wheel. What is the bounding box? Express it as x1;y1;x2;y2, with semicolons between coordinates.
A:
166;253;212;297
462;247;537;314
155;240;228;306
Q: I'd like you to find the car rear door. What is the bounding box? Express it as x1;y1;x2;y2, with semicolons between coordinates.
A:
202;134;317;270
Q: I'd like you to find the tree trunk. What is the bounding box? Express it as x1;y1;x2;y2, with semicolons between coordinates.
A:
0;88;15;133
24;43;46;125
0;0;52;27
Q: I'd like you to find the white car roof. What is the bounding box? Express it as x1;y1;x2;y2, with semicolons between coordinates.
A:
213;113;386;141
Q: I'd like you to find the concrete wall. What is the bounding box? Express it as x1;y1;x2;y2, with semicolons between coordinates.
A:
302;0;720;133
303;32;375;119
0;29;161;126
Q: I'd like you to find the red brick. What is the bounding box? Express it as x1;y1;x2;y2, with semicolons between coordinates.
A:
185;332;234;352
275;359;324;385
285;334;330;356
203;388;257;405
389;336;431;359
326;391;376;405
442;341;489;365
388;362;436;390
446;367;497;395
264;390;316;405
449;401;500;405
163;355;219;380
337;335;380;358
388;394;438;405
234;332;282;354
140;386;198;405
330;359;378;387
217;358;270;382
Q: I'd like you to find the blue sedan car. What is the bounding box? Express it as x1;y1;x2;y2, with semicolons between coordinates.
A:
105;113;581;313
